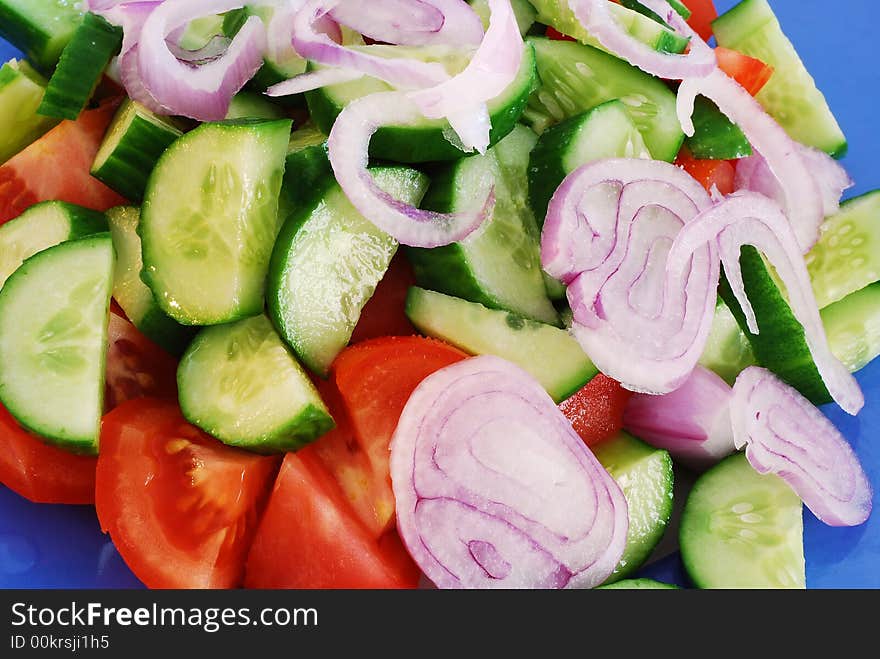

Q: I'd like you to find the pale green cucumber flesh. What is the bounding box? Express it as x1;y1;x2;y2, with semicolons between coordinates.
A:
106;206;196;356
405;287;597;402
713;0;846;157
141;119;292;326
526;37;684;162
268;167;429;377
0;60;57;164
806;191;880;309
593;432;674;584
91;99;183;203
178;314;333;453
823;282;880;374
0;201;107;290
598;578;679;589
306;43;536;163
409;125;558;325
0;0;84;72
680;452;805;589
226;91;286;120
0;234;114;453
697;297;757;386
471;0;537;35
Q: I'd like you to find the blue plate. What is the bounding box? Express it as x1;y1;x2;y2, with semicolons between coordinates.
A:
1;0;878;589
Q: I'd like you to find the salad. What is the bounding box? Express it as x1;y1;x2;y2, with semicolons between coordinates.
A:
0;0;875;589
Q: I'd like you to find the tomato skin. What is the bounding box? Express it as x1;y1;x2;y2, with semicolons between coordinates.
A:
675;146;736;196
96;399;279;589
0;403;96;504
0;100;127;225
715;47;774;97
559;374;634;447
244;448;421;589
349;253;417;344
546;26;575;41
682;0;717;42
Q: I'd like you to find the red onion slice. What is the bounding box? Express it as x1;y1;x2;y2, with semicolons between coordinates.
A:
623;366;736;470
567;0;716;80
167;34;231;64
389;355;629;589
327;91;493;248
678;68;825;252
671;191;864;415
330;0;484;47
541;158;718;394
135;0;267;121
730;366;872;527
265;67;363;96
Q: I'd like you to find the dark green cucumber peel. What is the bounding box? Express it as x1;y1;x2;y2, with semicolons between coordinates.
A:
38;12;122;120
0;0;85;73
277;124;332;221
719;246;831;405
684;96;752;160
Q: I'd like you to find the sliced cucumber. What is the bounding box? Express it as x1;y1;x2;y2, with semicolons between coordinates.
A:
526;37;684;162
0;234;114;454
141;118;292;326
37;12;122;120
620;0;691;23
823;283;880;374
91;98;183;203
598;578;680;590
407;126;557;325
106;206;196;356
719;246;830;405
713;0;846;157
306;43;536;163
528;100;650;225
268;167;429;377
405;287;597;402
806;191;880;309
697;297;757;386
278;123;331;222
680;452;805;589
528;0;689;55
226;91;286;120
470;0;537;35
178;314;333;453
0;0;84;72
0;201;107;290
594;432;674;584
0;60;57;164
684;97;752;160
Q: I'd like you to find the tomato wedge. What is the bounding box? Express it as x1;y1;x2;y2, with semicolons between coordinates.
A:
675;146;736;196
546;26;575;42
0;99;127;225
349;253;417;344
96;399;279;589
244;448;421;589
559;374;634;447
715;47;774;97
682;0;717;42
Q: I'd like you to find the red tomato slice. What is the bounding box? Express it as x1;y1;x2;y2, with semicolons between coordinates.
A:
329;336;468;535
559;374;634;447
675;146;736;196
0;403;97;504
244;448;421;589
349;253;417;344
715;47;774;97
96;399;279;589
104;311;179;411
0;99;128;225
546;26;575;41
682;0;717;42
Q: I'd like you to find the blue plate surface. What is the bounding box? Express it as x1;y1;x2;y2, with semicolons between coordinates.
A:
1;0;878;589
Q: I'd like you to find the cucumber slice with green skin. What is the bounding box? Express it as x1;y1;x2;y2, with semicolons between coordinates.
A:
0;0;84;73
306;43;537;163
713;0;846;157
526;37;684;162
593;432;674;584
822;282;880;374
405;287;597;402
806;191;880;309
225;91;286;121
407;126;558;325
91;98;183;203
277;124;331;221
719;246;831;405
0;234;113;454
619;0;690;23
141;118;292;326
680;452;805;589
684;96;752;160
697;297;757;386
598;578;680;590
0;60;57;164
106;206;196;357
178;314;334;453
470;0;537;35
0;201;108;290
37;12;122;120
528;100;650;226
268;167;429;378
527;0;689;55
